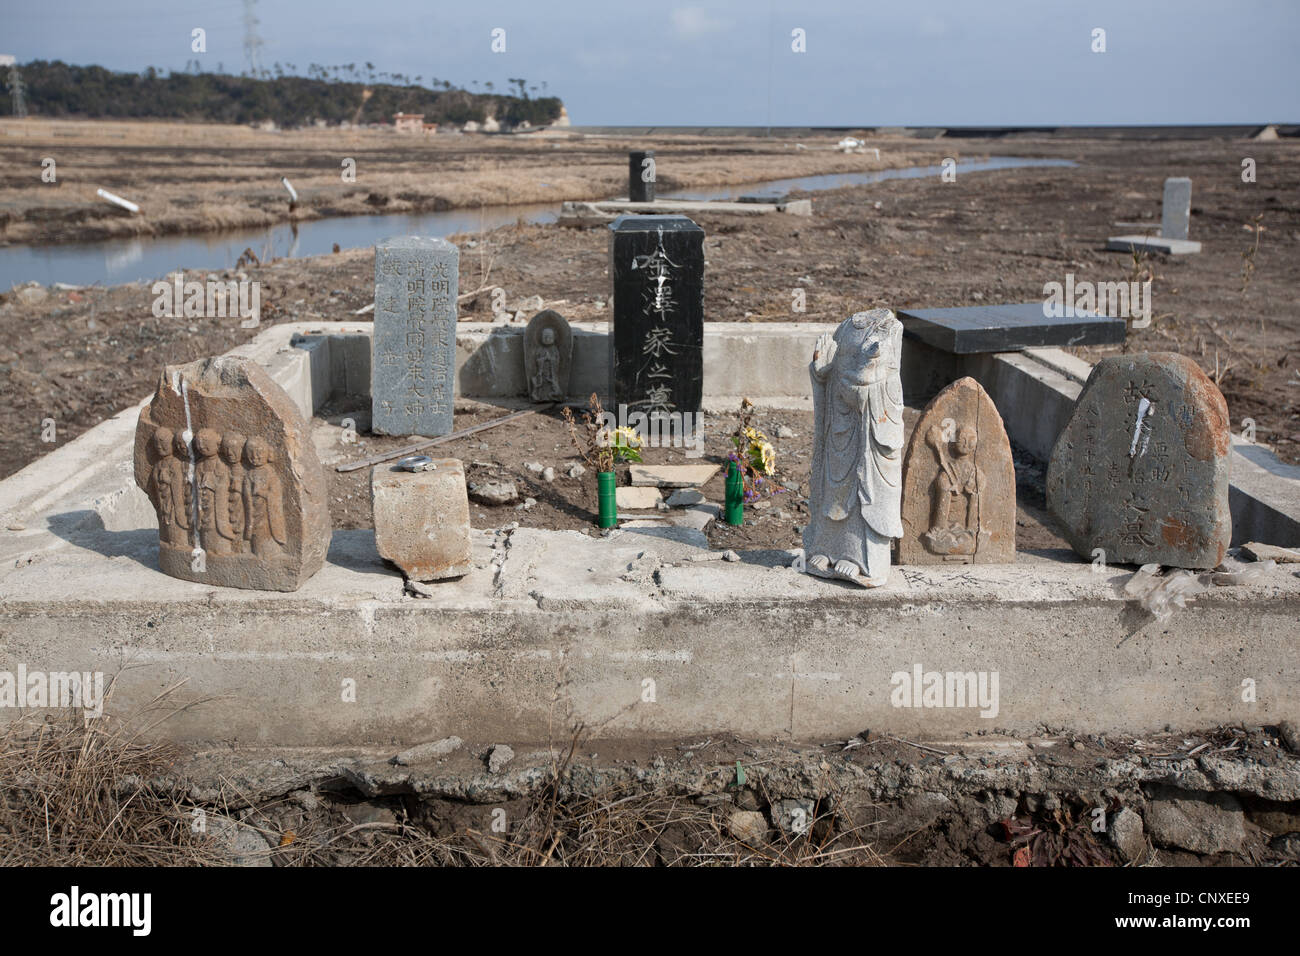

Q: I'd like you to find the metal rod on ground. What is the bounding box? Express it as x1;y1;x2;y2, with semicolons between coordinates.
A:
336;404;553;473
96;188;140;214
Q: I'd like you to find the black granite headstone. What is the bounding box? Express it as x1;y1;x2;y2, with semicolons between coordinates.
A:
629;150;655;203
897;303;1126;354
608;215;704;416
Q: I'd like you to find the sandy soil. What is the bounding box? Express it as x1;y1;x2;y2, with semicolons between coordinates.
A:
1;131;1296;497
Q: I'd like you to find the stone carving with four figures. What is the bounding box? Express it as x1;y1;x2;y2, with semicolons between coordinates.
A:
133;356;332;591
802;309;904;587
523;309;573;402
898;376;1016;564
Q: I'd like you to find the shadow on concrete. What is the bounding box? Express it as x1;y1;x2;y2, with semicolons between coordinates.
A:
325;528;392;576
46;509;160;571
1233;441;1300;480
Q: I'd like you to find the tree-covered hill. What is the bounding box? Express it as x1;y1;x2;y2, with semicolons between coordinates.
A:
8;61;564;129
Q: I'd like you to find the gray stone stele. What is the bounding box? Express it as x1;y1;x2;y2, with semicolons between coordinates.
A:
372;236;459;436
1162;177;1192;240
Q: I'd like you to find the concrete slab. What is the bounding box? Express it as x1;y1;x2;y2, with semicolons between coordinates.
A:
616;486;664;510
3;322;1299;751
3;516;1297;746
629;464;721;488
898;303;1126;354
1107;235;1202;255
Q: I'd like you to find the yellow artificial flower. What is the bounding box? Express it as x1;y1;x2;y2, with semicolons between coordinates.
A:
613;426;643;449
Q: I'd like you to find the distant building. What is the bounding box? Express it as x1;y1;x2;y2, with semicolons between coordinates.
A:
422;122;439;134
393;112;424;133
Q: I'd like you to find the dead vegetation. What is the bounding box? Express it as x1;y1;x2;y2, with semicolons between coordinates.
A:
0;713;224;866
0;711;884;867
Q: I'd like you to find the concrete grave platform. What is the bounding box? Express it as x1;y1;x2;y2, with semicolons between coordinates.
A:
1106;235;1202;256
1;321;1298;749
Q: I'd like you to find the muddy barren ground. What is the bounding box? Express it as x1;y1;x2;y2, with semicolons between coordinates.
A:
2;134;1298;518
313;398;1065;552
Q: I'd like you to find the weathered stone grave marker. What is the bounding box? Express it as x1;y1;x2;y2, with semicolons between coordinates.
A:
523;309;573;402
134;356;332;591
899;377;1016;564
1161;176;1192;241
1046;352;1231;569
371;457;472;581
609;215;704;416
629;149;655;202
372;236;458;436
803;309;904;587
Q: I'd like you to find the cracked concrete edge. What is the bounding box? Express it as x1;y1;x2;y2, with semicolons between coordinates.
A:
167;739;1300;810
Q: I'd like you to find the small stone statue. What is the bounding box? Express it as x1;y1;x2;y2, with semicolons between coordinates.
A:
146;426;187;547
220;431;247;550
923;423;985;556
524;309;573;402
194;427;236;554
242;436;287;558
802;309;904;587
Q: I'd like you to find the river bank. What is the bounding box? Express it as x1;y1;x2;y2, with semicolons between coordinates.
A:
0;119;952;247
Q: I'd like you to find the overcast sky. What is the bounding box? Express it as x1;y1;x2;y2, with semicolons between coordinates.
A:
3;0;1297;126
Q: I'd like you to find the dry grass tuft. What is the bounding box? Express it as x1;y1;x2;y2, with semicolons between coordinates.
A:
0;712;226;866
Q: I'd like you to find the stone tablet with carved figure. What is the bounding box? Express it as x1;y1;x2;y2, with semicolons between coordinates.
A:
1046;352;1231;569
523;309;573;403
133;356;332;591
898;377;1016;565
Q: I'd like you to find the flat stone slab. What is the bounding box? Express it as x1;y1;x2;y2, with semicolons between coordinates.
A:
898;303;1126;354
629;464;720;488
666;489;707;507
1240;542;1300;563
615;486;664;510
1107;235;1202;256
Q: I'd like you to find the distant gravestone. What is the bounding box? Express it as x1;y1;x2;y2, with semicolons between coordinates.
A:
1046;352;1231;569
523;309;573;402
629;150;655;202
372;236;458;436
899;377;1016;565
1162;177;1192;240
609;215;704;416
134;356;332;591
